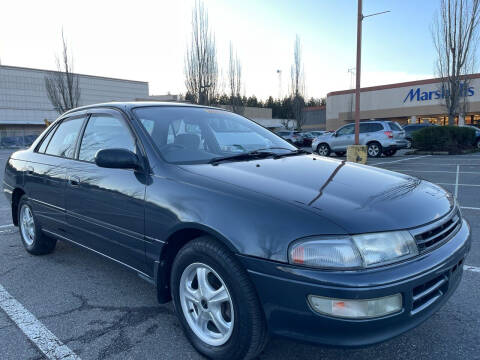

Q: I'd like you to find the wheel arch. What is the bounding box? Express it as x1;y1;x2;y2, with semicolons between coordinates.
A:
155;223;238;304
11;187;26;226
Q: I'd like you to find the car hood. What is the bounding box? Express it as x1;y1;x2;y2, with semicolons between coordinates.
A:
180;155;454;233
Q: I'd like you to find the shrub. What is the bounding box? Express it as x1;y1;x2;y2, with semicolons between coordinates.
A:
412;126;476;153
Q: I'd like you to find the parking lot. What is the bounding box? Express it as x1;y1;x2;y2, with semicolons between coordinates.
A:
0;148;479;360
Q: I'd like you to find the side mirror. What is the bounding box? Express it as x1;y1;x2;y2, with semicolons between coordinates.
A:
95;148;141;170
333;132;338;137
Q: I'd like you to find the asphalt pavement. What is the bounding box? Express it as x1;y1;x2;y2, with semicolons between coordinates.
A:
0;148;479;360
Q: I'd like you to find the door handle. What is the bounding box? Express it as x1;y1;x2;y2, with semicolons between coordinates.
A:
68;175;81;186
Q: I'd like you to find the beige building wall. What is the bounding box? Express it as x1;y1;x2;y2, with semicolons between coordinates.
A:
326;75;480;130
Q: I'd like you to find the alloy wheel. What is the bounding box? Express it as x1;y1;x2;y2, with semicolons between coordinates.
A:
367;143;381;157
20;204;35;246
179;263;234;346
317;144;329;156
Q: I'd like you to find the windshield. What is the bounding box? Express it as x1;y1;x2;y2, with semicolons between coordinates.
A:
133;106;296;164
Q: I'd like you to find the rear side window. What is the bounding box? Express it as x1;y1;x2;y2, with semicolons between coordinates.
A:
45;117;84;158
78;114;136;162
37;124;58;153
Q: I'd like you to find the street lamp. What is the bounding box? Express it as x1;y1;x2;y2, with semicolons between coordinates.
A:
354;0;390;144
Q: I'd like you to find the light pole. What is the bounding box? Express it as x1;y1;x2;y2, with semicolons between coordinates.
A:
354;0;390;144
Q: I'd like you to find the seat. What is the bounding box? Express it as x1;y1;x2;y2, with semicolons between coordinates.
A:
174;133;200;149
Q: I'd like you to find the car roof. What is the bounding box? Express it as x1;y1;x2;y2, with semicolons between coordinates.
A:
62;101;228;117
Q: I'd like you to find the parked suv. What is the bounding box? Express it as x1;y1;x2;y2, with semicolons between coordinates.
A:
402;123;437;149
276;130;304;145
312;121;407;157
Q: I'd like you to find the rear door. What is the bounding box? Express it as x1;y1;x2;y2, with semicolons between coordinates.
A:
65;109;148;272
25;116;86;235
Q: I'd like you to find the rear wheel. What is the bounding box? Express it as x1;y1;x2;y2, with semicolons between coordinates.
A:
383;149;397;157
316;143;331;156
18;196;56;255
476;139;480;150
367;142;382;157
171;237;267;360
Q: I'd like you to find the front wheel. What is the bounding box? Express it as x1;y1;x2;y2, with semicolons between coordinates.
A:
406;138;412;149
367;142;382;157
316;143;331;156
171;237;267;360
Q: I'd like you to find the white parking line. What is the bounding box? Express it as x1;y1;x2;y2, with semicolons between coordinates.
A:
436;183;480;187
371;155;432;166
460;206;480;211
0;284;81;360
465;265;480;273
377;169;480;174
455;165;460;198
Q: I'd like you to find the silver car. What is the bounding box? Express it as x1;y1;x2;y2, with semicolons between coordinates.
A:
312;121;407;157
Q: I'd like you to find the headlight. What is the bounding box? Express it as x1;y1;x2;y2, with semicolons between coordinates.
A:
289;231;418;269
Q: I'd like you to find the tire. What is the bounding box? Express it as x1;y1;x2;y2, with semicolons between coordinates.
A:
335;151;346;157
406;138;412;149
171;237;267;360
367;142;382;157
383;149;397;157
316;143;331;156
17;195;57;255
476;139;480;150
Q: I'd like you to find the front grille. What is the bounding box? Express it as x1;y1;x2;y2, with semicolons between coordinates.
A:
413;211;461;252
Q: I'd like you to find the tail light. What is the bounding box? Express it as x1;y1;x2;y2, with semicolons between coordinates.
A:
384;131;393;139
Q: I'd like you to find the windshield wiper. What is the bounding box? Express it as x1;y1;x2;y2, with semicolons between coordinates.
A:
209;150;277;165
272;149;310;159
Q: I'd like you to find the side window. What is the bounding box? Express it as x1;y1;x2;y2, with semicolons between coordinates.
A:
359;123;370;133
337;124;354;136
37;124;58;153
45;117;84;158
79;114;136;162
369;123;383;132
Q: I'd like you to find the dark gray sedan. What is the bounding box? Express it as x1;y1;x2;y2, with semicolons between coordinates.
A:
3;103;471;360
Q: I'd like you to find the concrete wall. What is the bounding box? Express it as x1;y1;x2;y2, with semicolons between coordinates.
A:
0;65;149;125
302;106;326;130
326;75;480;130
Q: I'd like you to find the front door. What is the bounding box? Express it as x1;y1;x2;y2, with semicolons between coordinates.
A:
65;110;147;272
331;124;354;151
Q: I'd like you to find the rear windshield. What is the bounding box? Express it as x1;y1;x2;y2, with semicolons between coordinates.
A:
388;121;403;131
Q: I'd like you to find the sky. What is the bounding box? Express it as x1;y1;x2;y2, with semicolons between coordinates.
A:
0;0;453;100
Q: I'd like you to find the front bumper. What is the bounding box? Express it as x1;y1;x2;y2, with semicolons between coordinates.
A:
238;219;471;347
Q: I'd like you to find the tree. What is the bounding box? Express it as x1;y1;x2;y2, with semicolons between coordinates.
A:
433;0;480;125
228;42;244;114
185;0;218;105
290;35;306;130
44;30;80;114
